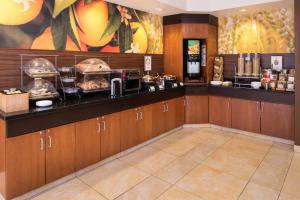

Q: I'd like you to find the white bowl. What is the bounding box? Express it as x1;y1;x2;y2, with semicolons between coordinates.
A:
210;81;223;86
36;100;53;107
251;82;261;89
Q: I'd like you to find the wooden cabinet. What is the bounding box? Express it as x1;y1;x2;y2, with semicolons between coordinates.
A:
6;132;45;199
152;102;166;137
185;96;209;124
46;124;76;183
261;102;295;140
139;105;153;143
209;96;231;127
120;108;140;151
165;99;177;132
100;113;121;159
75;118;100;171
175;97;185;127
231;99;261;133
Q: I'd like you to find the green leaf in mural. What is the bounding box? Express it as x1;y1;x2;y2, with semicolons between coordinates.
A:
128;8;141;22
52;0;77;18
119;22;133;53
99;5;122;41
51;9;68;50
67;7;82;50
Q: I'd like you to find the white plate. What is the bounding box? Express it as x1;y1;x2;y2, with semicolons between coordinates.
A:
210;81;223;86
36;100;53;107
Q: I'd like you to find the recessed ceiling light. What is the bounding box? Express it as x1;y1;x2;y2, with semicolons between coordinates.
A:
240;9;247;12
155;7;163;12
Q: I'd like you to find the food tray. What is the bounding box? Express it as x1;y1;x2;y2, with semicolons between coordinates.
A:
79;87;110;94
60;77;77;83
29;92;59;100
24;70;59;78
63;87;79;94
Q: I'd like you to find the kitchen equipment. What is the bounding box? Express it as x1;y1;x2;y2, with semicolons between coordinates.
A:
237;53;245;76
75;58;111;74
36;100;53;107
183;39;205;83
111;78;122;96
25;78;59;100
24;58;59;77
250;82;261;89
213;57;224;81
244;53;252;76
58;66;80;99
252;53;260;76
163;74;178;88
0;89;29;113
116;69;142;93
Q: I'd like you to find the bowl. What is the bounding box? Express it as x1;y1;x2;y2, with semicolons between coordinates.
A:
210;81;223;86
251;82;262;89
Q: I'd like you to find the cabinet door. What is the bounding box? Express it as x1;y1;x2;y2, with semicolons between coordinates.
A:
120;108;140;151
152;102;166;137
175;97;185;127
101;113;121;159
139;105;153;143
75;118;100;171
46;124;76;183
6;132;45;199
185;96;209;124
261;102;295;140
209;96;231;127
231;99;261;133
165;99;177;132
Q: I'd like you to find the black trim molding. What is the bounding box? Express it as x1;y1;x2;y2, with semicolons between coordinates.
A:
163;14;218;26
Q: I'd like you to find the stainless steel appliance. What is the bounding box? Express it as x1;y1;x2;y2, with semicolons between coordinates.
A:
115;69;142;93
111;78;122;96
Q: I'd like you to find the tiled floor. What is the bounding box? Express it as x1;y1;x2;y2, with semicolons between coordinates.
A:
31;127;300;200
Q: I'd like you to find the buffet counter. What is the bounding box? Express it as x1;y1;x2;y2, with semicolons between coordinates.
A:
0;87;185;138
0;85;294;138
185;84;295;105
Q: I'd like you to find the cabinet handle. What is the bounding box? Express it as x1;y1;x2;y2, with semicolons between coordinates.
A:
39;131;44;151
163;104;166;112
48;135;52;148
256;102;260;113
166;103;169;112
139;111;143;120
184;99;186;107
97;118;101;133
261;102;264;113
102;120;106;131
136;112;139;121
227;100;230;109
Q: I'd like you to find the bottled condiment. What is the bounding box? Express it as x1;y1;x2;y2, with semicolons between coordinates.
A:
244;53;252;76
252;53;260;76
237;53;244;76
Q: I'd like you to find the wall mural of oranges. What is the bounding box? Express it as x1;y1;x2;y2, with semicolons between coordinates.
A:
0;0;163;54
218;8;294;54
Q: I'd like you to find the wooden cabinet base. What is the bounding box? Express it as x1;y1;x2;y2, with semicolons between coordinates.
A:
185;96;209;124
209;96;231;127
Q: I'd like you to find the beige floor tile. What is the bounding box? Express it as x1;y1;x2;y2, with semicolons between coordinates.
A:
239;182;280;200
251;162;289;191
32;179;106;200
79;159;149;200
183;143;219;164
116;176;170;200
154;156;198;184
282;170;300;198
279;193;300;200
203;149;259;180
290;153;300;172
176;165;247;200
159;139;199;156
119;146;177;174
263;146;293;168
157;186;203;200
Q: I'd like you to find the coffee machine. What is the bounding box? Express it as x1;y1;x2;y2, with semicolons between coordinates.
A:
183;39;206;83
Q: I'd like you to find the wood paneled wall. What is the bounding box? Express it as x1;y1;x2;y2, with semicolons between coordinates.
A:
295;0;300;145
221;53;295;80
0;49;164;89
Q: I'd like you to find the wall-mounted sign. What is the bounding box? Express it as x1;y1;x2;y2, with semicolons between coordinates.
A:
271;56;283;71
144;56;152;71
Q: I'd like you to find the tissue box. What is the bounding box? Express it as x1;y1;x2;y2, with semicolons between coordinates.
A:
0;91;29;113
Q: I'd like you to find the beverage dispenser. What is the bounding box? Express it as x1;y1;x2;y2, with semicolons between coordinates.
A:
183;39;205;83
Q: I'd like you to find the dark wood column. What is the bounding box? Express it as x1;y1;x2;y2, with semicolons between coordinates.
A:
295;0;300;145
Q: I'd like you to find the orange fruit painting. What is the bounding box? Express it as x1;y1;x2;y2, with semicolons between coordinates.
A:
0;0;43;25
0;0;163;54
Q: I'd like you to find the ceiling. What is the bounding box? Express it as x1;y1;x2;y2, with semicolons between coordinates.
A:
105;0;293;16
